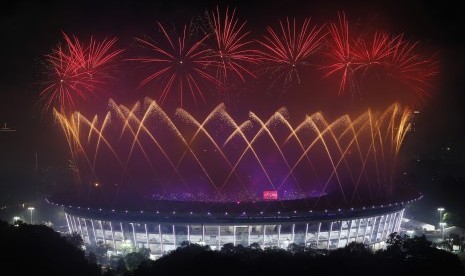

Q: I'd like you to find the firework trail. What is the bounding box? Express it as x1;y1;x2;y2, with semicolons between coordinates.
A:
40;33;123;113
206;6;260;84
258;17;325;86
55;98;411;204
133;22;219;107
323;12;356;95
323;13;437;104
385;35;438;104
352;32;393;67
41;12;438;111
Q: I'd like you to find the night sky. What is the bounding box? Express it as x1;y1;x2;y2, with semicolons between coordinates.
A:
1;0;464;225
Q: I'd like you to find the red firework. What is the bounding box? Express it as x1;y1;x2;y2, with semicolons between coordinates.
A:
41;33;122;113
352;32;394;67
133;22;219;107
324;13;438;104
385;35;438;104
207;6;260;83
323;12;356;95
258;17;325;85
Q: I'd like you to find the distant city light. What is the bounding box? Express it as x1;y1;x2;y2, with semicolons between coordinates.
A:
0;123;16;132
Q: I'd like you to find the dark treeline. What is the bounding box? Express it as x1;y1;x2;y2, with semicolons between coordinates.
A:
1;220;463;276
132;238;464;276
0;220;100;276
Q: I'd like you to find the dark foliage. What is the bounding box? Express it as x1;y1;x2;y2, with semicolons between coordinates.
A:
133;235;464;276
1;221;463;276
0;220;100;276
63;231;84;248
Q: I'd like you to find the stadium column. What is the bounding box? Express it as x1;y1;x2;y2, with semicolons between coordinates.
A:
145;224;150;248
65;214;72;234
218;226;221;249
130;223;137;249
386;214;393;237
355;219;361;242
386;214;393;238
386;213;395;239
389;213;396;236
67;215;73;233
74;217;80;235
400;210;405;231
393;212;400;232
74;217;80;233
158;225;163;253
396;210;404;232
233;226;236;246
376;214;388;240
99;221;106;245
109;221;116;249
336;221;343;247
202;225;205;244
277;225;281;248
382;215;388;239
291;224;295;243
77;217;84;237
327;222;333;250
248;226;251;246
172;225;176;247
369;217;378;243
71;216;77;233
304;223;308;245
391;213;398;234
187;225;190;242
262;225;266;246
316;222;321;248
72;216;78;233
83;219;90;244
374;216;384;243
363;218;370;243
347;220;353;242
391;213;397;234
90;220;98;245
120;223;125;243
380;214;388;239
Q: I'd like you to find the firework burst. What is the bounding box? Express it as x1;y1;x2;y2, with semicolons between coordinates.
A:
323;12;357;95
40;33;123;113
352;32;394;68
206;6;260;84
258;17;325;87
133;22;219;107
385;35;438;104
323;13;438;104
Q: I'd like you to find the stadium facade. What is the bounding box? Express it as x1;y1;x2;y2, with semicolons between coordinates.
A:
55;196;420;257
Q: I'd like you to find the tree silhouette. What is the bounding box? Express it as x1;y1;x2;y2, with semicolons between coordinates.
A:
63;231;84;248
1;220;100;276
130;235;464;276
125;252;147;271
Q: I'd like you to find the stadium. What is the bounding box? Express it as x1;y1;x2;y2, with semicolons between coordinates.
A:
54;196;418;258
49;99;419;257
